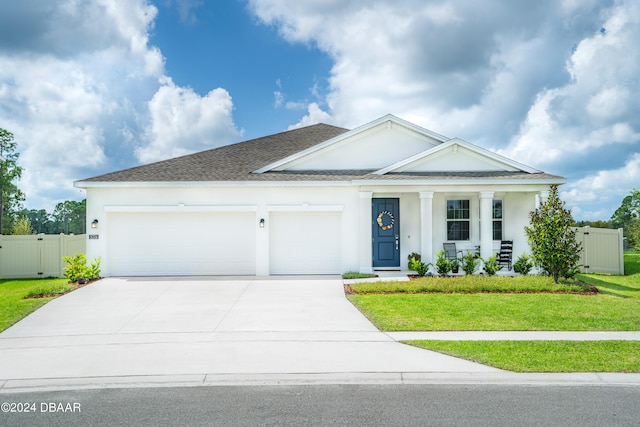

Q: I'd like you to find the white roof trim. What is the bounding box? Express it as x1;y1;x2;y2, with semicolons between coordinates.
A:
252;114;449;174
354;177;566;186
373;137;541;175
76;180;355;188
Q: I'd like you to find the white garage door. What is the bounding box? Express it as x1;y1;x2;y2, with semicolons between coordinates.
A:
108;212;256;276
269;211;342;274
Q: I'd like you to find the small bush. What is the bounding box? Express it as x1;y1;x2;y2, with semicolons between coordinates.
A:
407;252;421;270
409;257;431;277
63;253;88;282
514;253;534;276
435;250;452;276
461;252;478;275
85;257;101;280
63;253;101;282
482;255;500;276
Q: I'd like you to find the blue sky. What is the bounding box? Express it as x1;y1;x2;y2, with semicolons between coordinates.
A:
152;1;332;138
1;0;639;221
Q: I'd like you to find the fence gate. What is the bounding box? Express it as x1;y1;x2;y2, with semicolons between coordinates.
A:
0;234;86;279
574;227;624;275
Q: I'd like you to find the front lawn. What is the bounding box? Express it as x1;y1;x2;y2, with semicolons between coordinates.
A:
347;252;640;331
0;278;74;332
404;340;640;372
348;292;640;331
347;252;640;372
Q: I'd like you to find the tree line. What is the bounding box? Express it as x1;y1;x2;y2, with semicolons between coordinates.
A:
1;128;86;235
14;199;87;235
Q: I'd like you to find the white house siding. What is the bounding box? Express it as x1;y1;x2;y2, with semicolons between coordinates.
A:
86;185;361;276
86;184;549;277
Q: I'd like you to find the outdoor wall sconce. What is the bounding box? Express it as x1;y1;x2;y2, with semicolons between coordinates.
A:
259;218;265;228
91;219;99;229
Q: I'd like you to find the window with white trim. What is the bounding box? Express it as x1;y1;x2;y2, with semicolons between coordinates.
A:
447;199;470;241
492;199;503;240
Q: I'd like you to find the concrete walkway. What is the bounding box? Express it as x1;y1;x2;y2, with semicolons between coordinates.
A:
1;277;639;393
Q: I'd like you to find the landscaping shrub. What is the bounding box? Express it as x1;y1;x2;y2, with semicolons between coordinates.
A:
482;255;500;276
407;252;421;270
85;257;101;280
63;253;101;283
514;253;533;276
435;250;452;276
409;256;431;277
461;252;478;275
63;253;87;282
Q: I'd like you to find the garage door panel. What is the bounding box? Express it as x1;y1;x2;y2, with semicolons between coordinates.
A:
108;212;255;276
270;212;341;274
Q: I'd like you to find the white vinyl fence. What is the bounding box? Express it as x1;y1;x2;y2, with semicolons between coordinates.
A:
0;234;86;279
574;227;624;275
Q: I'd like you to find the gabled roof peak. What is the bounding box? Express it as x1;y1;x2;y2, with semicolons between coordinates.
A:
252;114;450;174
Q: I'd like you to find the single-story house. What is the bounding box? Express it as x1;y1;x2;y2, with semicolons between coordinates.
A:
75;114;565;276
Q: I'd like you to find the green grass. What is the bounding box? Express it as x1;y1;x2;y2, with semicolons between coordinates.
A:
404;340;640;372
349;274;593;294
348;252;640;372
348;293;640;331
342;271;378;279
0;278;73;332
347;252;640;331
25;282;76;298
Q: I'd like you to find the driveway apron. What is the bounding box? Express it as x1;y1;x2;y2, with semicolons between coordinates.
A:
0;277;497;384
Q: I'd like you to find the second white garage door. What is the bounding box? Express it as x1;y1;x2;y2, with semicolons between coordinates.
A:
107;212;256;276
269;211;342;274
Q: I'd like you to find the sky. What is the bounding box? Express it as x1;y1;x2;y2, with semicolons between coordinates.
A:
0;0;639;221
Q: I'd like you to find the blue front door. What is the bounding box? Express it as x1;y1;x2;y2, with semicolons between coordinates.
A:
372;198;400;268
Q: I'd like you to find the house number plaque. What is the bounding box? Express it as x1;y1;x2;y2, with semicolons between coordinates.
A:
89;234;99;240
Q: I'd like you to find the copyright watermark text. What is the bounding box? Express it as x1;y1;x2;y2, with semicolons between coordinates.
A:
2;401;81;413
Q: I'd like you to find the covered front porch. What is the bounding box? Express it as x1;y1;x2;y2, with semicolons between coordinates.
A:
358;188;552;274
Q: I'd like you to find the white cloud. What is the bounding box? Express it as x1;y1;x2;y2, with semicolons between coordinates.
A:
248;0;639;220
0;0;241;210
136;81;242;163
249;0;617;137
502;1;640;169
562;152;640;219
287;103;331;130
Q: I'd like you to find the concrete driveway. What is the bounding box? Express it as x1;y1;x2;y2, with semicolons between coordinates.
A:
0;277;498;391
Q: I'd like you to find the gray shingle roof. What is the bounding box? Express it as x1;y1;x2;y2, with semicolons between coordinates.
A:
77;123;564;184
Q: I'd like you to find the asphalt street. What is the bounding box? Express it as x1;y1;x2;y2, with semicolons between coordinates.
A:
1;384;639;427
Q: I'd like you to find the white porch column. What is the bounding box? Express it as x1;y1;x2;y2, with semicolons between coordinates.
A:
479;191;494;260
359;191;373;273
419;192;434;265
537;189;550;208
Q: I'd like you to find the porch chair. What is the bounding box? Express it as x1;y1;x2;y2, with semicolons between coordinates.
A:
497;240;513;270
443;242;463;261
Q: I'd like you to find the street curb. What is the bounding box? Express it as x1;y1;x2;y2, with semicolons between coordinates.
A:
2;372;640;394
